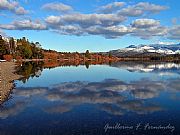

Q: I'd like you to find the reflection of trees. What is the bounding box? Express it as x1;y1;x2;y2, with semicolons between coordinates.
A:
43;60;111;69
15;61;180;86
16;61;44;83
15;60;114;81
85;61;90;69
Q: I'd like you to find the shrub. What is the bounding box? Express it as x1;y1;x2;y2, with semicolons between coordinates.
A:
3;55;13;61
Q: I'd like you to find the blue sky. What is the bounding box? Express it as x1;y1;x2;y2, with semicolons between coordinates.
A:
0;0;180;52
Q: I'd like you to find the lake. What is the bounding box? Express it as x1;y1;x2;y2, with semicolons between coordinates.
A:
0;61;180;135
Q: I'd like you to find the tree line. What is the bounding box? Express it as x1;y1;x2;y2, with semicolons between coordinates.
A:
0;35;117;62
0;35;44;60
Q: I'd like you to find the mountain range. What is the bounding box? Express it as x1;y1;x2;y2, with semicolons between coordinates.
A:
109;43;180;57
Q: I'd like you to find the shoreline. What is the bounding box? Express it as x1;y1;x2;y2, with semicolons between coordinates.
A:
10;57;180;62
0;62;21;105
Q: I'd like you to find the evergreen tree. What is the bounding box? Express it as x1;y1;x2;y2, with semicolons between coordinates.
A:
0;35;8;58
85;50;90;58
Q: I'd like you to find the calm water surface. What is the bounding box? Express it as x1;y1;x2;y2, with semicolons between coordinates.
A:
0;62;180;135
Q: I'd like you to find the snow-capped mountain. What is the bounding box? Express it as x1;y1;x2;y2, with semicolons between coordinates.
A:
110;43;180;57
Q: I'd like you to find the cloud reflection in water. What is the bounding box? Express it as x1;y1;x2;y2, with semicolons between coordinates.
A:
1;77;179;119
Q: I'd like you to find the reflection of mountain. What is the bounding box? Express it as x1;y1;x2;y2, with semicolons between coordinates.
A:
16;61;180;84
1;77;179;119
111;62;180;75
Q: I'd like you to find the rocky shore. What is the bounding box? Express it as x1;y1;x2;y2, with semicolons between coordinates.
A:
0;62;21;105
